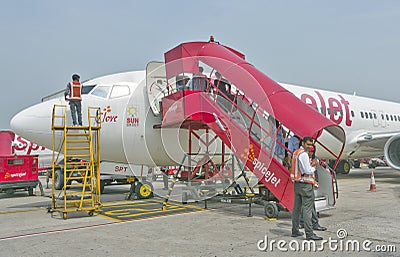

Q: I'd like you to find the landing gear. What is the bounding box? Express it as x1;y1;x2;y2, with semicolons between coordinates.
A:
336;160;351;174
135;181;154;199
127;180;154;200
54;169;63;190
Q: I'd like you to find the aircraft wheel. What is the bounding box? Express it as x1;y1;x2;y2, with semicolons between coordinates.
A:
135;181;153;199
88;210;94;216
264;201;279;218
63;212;67;220
337;160;351;174
54;169;64;190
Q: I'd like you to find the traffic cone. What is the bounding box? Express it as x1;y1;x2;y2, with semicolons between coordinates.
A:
369;171;377;192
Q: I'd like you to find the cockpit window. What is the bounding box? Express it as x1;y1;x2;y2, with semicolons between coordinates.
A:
90;85;111;98
82;85;96;94
110;85;130;98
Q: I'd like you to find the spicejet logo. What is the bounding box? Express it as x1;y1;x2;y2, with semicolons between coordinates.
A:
241;144;255;162
14;136;46;154
102;106;118;123
4;172;10;179
300;91;352;127
241;144;281;187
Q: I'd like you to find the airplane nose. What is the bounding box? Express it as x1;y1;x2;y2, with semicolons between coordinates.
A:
10;101;56;149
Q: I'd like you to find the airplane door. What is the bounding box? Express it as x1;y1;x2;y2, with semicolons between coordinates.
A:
146;61;168;116
379;111;387;128
372;109;379;127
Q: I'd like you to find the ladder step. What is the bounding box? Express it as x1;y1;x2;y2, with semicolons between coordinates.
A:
66;133;90;137
65;167;90;171
63;191;94;196
53;126;66;130
66;126;90;129
65;154;91;158
65;176;90;180
63;199;95;203
66;147;90;151
66;139;90;143
65;161;90;165
66;183;94;187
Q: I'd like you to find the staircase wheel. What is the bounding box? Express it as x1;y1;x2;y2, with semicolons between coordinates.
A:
264;202;279;218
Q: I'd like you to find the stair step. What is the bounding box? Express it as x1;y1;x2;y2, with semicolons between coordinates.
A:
66;139;90;143
67;183;94;187
65;161;90;165
66;147;90;151
66;133;90;137
65;154;91;158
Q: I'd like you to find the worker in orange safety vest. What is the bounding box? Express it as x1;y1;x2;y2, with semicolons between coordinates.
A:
290;136;323;241
64;74;82;126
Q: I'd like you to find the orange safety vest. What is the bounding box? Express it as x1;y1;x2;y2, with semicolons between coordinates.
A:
290;148;315;185
69;81;82;101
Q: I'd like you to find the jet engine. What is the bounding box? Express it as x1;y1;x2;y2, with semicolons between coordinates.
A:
384;134;400;170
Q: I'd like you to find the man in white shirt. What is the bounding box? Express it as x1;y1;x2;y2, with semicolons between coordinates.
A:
291;136;323;241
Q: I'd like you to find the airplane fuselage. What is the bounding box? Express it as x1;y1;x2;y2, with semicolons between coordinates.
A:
11;70;400;172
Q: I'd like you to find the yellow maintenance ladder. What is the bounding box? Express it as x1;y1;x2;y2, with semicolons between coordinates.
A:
50;104;102;219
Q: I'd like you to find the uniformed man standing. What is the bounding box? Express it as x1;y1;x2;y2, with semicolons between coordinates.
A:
290;136;323;240
64;74;82;126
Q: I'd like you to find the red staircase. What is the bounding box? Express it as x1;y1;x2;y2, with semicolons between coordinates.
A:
160;41;345;212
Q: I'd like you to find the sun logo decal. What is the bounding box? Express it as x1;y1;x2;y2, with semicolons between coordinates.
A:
4;172;10;179
126;106;139;127
241;144;255;163
127;106;138;116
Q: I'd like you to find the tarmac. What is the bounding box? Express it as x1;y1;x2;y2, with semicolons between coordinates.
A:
0;166;399;257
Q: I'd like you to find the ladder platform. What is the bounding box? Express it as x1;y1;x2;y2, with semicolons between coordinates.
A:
53;125;100;130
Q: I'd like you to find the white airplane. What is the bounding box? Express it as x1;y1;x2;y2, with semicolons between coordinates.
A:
281;83;400;173
11;66;400;176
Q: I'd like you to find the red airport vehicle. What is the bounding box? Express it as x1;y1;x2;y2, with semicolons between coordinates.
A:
0;131;39;196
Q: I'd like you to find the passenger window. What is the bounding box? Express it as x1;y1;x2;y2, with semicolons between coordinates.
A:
327;108;331;115
373;113;377;119
369;113;372;119
386;114;389;120
390;115;393;121
360;112;364;118
381;114;384;120
351;110;354;117
365;112;368;119
91;86;111;98
395;116;398;122
110;85;130;98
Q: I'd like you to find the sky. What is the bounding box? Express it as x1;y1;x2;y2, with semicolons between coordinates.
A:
1;0;400;129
